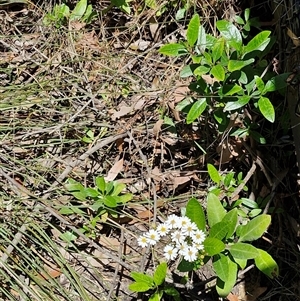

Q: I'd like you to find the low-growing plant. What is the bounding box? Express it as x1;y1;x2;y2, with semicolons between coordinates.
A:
159;10;290;143
59;176;132;241
134;166;278;297
43;0;96;28
129;262;180;301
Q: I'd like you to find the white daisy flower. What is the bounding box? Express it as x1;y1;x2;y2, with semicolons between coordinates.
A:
191;229;206;244
165;214;180;229
193;242;204;251
182;221;198;236
176;216;192;229
171;230;186;245
137;235;149;248
146;229;160;245
157;223;169;236
183;245;198;262
164;244;178;261
177;241;189;255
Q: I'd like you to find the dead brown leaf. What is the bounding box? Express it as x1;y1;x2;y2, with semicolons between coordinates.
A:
227;293;239;301
105;158;124;181
153;119;164;136
246;287;267;301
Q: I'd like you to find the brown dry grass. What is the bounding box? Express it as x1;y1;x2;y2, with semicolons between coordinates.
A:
0;0;299;300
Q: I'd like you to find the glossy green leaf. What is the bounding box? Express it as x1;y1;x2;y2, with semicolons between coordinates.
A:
209;221;228;240
194;65;210;76
186;198;206;230
159;43;187;56
70;0;87;21
229;242;259;259
153;262;167;286
238;214;271;242
85;187;99;198
249;209;262;217
221;208;238;239
258;96;275;123
130;272;154;285
224;84;243;96
213;254;228;282
180;65;194;78
187;14;200;47
216;258;238;297
119;193;133;203
241;198;259;209
164;286;180;298
203;237;225;256
255;75;265;93
212;38;225;62
149;291;163;301
95;176;106;193
197;25;206;53
216;20;242;51
103;195;118;208
186;98;207;124
128;282;153;292
243;31;271;55
177;258;194;272
224;96;251;111
228;59;255;72
235;258;247;269
112;182;126;196
207;193;226;227
111;0;131;14
263;73;290;93
211;65;225;81
254;249;279;278
207;163;221;184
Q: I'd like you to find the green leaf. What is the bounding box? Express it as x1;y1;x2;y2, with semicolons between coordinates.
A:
212;38;225;62
229;242;259;259
207;163;221;184
203;237;225;256
130;272;154;285
258;96;275;123
221;208;238;239
149;290;163;301
216;20;242;51
224;95;251;111
187;14;200;47
213;254;228;282
145;0;157;9
95;176;106;194
85;187;99;198
263;73;290;93
207;193;226;227
180;65;194;78
209;221;228;240
211;65;225;81
186;198;206;230
128;282;153;292
159;43;187;56
177;258;194;272
164;286;180;298
111;0;131;14
243;31;271;55
194;65;210;76
119;193;133;203
70;0;87;21
153;262;167;286
249;209;262;217
216;258;238;297
224;84;243;96
254;249;279;278
235;258;247;269
59;231;77;243
238;214;271;242
111;182;126;196
241;198;259;209
103;195;118;208
228;59;255;72
197;25;206;53
186;98;207;124
255;75;265;93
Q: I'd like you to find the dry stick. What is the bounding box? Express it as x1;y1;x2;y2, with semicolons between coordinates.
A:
106;229;124;301
230;161;257;202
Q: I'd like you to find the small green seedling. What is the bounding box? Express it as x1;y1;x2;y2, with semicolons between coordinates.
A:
59;176;132;241
129;262;180;301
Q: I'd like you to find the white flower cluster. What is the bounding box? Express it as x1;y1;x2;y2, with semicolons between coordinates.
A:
137;215;206;262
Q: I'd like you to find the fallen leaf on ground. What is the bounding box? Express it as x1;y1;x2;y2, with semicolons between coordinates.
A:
105;158;124;181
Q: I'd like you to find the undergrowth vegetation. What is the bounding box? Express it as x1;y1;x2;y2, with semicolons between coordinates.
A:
0;0;300;301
